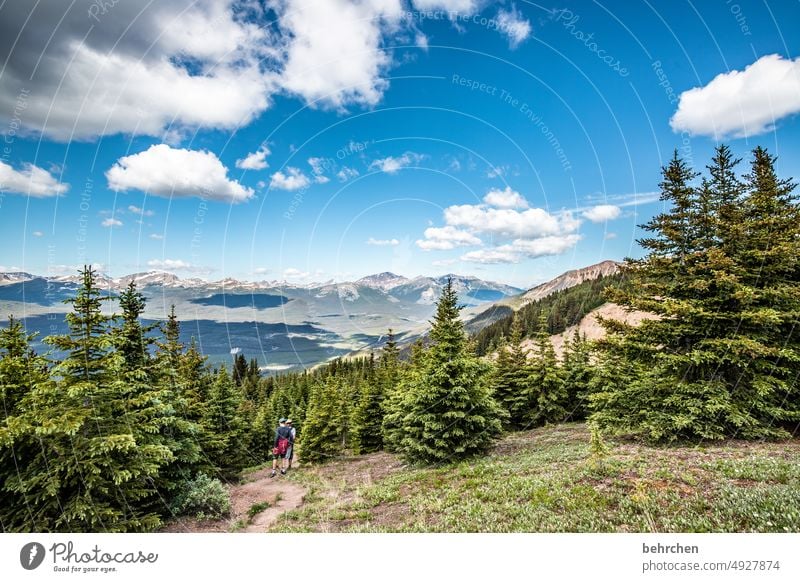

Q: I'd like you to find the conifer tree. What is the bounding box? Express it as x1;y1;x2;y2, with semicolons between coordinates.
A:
561;330;593;420
203;366;247;477
301;375;350;463
152;306;202;497
526;317;567;426
0;317;50;530
18;267;170;531
350;377;384;454
382;338;423;453
491;315;531;429
397;279;503;463
594;147;799;441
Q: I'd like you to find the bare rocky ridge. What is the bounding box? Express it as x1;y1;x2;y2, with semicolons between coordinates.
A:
518;260;620;306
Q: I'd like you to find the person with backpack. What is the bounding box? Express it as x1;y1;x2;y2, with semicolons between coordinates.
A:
270;418;294;478
286;419;296;469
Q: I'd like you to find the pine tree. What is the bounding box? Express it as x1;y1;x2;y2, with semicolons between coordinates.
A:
0;317;50;530
593;147;800;441
350;377;384;454
232;353;248;387
526;317;567;426
397;279;503;463
15;267;170;531
561;330;593;420
152;306;202;498
301;375;349;463
203;366;247;477
491;315;531;429
382;339;424;453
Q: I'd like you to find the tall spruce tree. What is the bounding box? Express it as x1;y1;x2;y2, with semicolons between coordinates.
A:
593;147;800;441
20;267;170;531
0;317;50;530
561;329;593;420
397;279;503;463
203;366;247;477
491;314;532;429
526;317;568;426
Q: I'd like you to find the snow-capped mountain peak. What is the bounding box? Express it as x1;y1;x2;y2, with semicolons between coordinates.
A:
355;272;410;291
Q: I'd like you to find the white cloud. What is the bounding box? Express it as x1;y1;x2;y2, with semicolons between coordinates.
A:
147;258;211;273
0;1;421;141
0;161;68;197
31;231;44;237
486;164;508;178
269;167;311;191
149;233;164;240
582;204;621;223
314;175;330;184
462;235;581;263
337;166;360;181
253;267;271;275
444;204;579;239
670;54;800;138
283;267;312;281
366;237;400;246
102;218;123;228
0;1;274;141
604;232;617;240
412;0;477;13
236;146;271;170
128;205;154;217
416;226;482;251
273;0;404;109
415;32;429;50
369;152;424;174
308;157;329;175
496;6;532;49
483;186;529;209
107;144;253;203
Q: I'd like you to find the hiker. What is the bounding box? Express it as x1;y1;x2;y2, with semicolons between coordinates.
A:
286;419;297;469
270;418;294;478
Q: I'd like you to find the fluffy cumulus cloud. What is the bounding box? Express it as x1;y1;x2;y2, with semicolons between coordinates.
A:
444;204;579;239
128;205;154;217
412;0;477;13
0;1;274;141
416;226;482;250
462;235;582;263
147;258;211;273
582;204;621;223
106;144;253;203
367;237;401;246
269;167;311;191
670;54;800;138
369;152;424;174
337;166;360;181
418;186;583;263
274;0;404;109
0;0;417;141
236;146;271;170
496;6;532;49
101;218;123;228
483;186;529;209
0;161;68;197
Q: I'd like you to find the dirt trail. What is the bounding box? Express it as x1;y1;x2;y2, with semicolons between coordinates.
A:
162;462;306;533
234;466;306;533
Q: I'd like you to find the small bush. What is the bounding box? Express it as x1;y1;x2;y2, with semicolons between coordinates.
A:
174;474;231;520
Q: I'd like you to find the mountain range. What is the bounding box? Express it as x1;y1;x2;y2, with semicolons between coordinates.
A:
0;262;618;371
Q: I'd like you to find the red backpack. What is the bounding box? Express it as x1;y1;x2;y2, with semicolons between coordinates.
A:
276;436;290;455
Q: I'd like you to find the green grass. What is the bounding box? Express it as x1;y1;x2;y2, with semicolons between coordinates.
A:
270;423;800;533
247;501;271;519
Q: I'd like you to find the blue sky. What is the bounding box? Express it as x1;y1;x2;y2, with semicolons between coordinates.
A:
1;0;799;288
